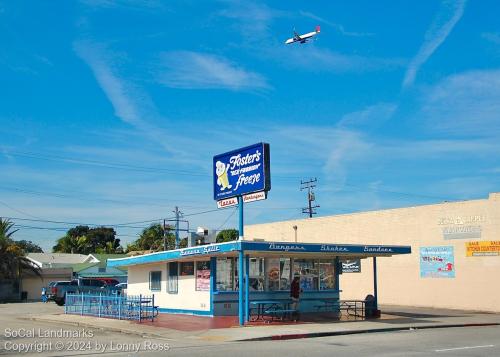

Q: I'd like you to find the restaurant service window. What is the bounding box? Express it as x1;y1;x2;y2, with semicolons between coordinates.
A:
293;259;319;291
167;262;178;294
249;258;265;291
265;258;291;291
149;271;162;291
319;260;336;290
216;258;235;291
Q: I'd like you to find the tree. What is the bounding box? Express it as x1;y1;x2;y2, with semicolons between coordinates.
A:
15;240;43;253
216;229;239;243
126;224;176;252
0;218;40;280
53;226;122;254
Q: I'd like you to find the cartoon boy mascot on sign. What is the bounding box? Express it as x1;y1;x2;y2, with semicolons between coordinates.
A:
216;161;232;191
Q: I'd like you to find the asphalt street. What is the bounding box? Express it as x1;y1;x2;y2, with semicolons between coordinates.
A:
1;303;498;356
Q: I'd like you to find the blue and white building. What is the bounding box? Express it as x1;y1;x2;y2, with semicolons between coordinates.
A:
108;240;411;324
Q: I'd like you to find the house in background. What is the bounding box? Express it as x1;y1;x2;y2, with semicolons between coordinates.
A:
21;267;73;301
26;253;98;268
18;253;127;301
72;254;127;283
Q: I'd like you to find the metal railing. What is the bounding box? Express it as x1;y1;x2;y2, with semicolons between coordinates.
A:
64;293;156;322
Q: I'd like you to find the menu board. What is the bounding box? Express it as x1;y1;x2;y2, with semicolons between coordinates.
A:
196;261;211;291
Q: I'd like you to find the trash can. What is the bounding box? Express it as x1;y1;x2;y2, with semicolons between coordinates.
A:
21;291;28;301
364;294;376;318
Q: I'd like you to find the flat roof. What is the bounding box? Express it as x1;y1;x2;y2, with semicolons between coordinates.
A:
108;240;411;267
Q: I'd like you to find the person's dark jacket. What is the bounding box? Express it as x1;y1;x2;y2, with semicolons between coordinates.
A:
290;278;300;299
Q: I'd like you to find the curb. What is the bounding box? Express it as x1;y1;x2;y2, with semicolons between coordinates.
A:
21;316;172;341
237;323;500;341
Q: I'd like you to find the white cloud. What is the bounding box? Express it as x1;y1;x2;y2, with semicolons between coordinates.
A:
80;0;164;10
482;32;500;45
420;69;500;136
157;51;269;91
337;103;397;129
403;0;467;88
73;40;183;155
299;11;373;37
217;1;284;40
277;46;403;73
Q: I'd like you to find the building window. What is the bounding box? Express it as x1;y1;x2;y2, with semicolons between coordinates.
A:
293;259;319;291
149;271;162;291
249;257;265;291
168;262;178;294
216;258;235;291
180;261;194;276
195;261;211;291
319;260;336;290
266;258;291;291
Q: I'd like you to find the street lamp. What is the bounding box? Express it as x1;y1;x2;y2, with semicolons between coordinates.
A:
293;225;298;242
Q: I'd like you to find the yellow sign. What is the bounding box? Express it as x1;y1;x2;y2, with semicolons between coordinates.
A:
466;241;500;257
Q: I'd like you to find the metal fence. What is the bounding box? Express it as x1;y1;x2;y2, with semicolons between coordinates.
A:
64;293;156;322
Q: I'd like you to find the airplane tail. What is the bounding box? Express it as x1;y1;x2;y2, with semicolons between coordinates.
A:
315;25;321;33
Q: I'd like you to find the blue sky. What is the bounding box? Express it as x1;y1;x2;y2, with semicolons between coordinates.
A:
1;0;499;252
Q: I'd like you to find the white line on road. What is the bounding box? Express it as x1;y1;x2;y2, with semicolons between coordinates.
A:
435;345;495;352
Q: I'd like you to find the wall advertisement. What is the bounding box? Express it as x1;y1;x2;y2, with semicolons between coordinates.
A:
420;246;455;278
466;241;500;257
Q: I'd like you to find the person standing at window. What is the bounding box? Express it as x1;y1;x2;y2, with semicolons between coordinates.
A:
290;274;302;320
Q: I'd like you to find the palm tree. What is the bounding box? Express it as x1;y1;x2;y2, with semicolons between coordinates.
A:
52;234;90;254
0;218;40;280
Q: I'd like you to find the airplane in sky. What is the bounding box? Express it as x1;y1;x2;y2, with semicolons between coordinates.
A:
285;26;321;45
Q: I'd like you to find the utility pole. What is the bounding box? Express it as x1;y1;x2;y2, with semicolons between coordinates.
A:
174;206;182;249
163;208;189;250
163;219;168;251
301;178;319;218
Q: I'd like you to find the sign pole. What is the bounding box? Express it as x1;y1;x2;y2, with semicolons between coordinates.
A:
238;250;244;325
373;257;378;311
238;196;245;325
238;196;244;240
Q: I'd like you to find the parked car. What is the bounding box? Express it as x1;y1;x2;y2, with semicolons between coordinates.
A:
115;282;127;289
115;282;127;295
46;281;72;302
50;278;119;306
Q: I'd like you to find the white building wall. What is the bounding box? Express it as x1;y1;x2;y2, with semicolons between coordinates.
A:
127;261;210;312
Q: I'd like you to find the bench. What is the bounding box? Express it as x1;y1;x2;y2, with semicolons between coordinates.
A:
263;308;299;321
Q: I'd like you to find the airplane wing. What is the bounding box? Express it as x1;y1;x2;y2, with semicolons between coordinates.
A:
293;31;301;41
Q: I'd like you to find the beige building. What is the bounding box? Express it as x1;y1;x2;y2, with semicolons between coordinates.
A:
246;192;500;313
21;268;73;301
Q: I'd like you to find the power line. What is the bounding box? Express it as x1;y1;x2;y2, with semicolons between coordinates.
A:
215;207;238;231
2;149;301;180
3;150;209;177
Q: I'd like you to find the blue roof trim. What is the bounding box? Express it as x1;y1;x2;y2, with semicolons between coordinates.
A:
109;240;411;267
108;241;241;267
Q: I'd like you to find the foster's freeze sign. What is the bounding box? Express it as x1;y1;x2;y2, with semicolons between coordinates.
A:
213;143;271;200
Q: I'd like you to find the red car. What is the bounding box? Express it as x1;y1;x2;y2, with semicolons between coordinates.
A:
94;278;120;286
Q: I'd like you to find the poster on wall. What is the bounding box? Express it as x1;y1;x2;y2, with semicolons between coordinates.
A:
342;259;361;273
196;261;211;291
466;241;500;256
420;246;455;278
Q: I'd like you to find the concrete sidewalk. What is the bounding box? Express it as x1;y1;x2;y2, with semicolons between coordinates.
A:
26;305;500;342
